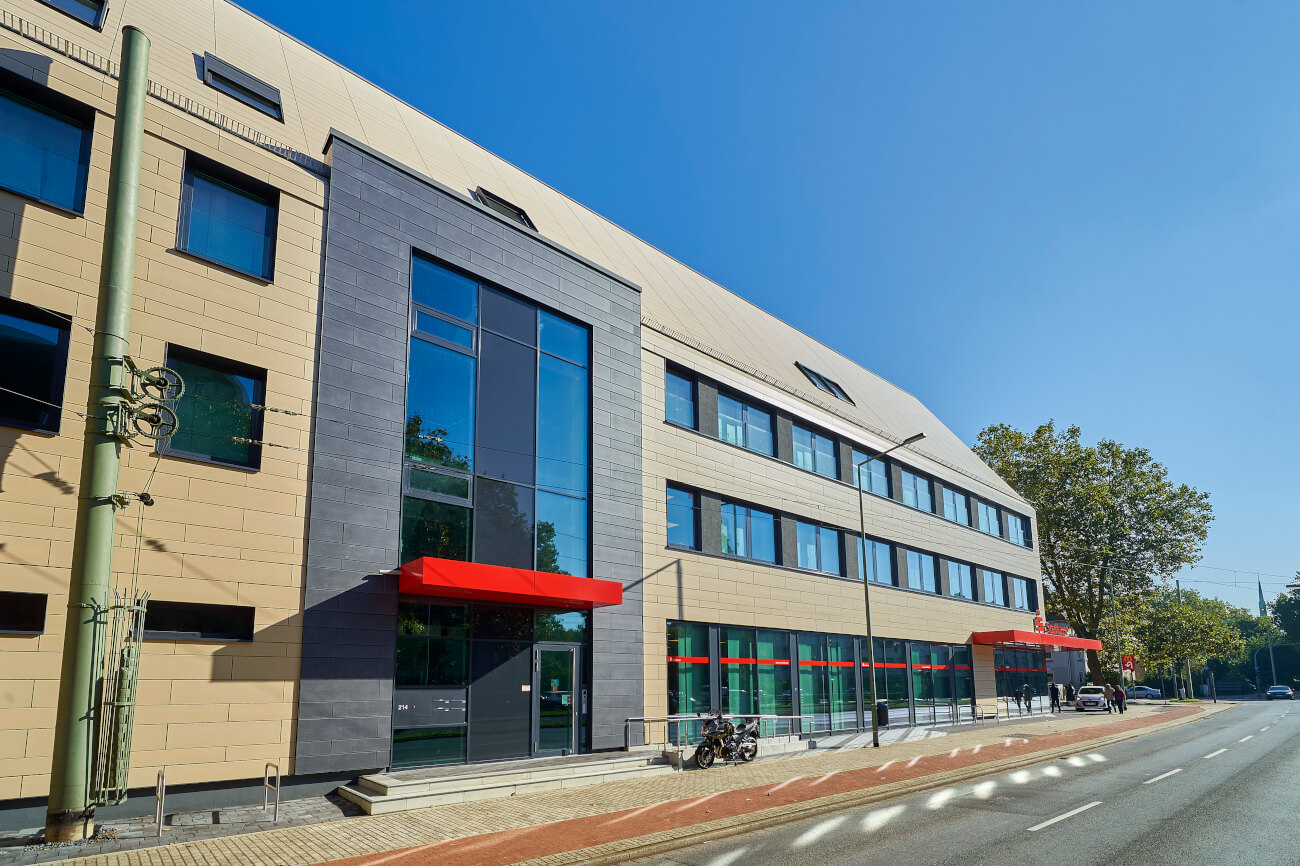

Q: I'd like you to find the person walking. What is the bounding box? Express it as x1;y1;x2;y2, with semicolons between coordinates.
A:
1022;683;1035;715
1049;682;1061;713
1103;683;1115;714
1011;689;1022;714
1065;683;1075;703
1114;686;1127;715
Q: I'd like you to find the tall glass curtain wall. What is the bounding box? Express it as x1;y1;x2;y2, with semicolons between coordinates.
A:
668;622;975;732
401;256;591;577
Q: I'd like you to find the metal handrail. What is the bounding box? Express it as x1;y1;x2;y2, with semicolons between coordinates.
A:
263;763;280;822
154;770;165;838
625;714;812;747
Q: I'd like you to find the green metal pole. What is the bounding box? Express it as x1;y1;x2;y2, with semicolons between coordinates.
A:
45;26;150;843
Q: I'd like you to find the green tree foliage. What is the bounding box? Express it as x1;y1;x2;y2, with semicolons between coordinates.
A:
1132;588;1244;676
405;414;470;470
1275;575;1300;642
973;422;1213;684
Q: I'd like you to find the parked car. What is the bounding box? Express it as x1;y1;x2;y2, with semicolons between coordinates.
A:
1127;686;1161;700
1265;685;1295;701
1075;685;1109;711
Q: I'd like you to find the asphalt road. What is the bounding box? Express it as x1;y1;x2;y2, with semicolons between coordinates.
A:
632;700;1300;866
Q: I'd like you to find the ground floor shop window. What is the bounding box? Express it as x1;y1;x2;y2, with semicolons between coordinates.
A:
668;621;974;733
994;648;1049;709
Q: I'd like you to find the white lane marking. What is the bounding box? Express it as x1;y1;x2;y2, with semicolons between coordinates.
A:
1027;801;1102;832
1041;765;1062;777
767;777;802;794
1261;727;1270;732
875;760;895;772
972;744;982;754
1087;753;1108;763
1239;735;1253;743
972;781;997;800
1064;756;1086;767
705;848;749;866
792;815;847;848
926;788;955;810
602;801;665;824
808;771;839;787
862;804;905;833
906;755;922;768
1009;770;1031;784
1144;768;1183;784
1204;749;1227;759
674;792;721;812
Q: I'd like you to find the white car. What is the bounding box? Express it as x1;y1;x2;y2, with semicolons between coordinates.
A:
1074;685;1110;712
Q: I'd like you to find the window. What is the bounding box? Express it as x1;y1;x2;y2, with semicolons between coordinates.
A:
0;298;71;433
0;591;46;633
851;450;890;496
717;393;773;456
667;621;711;715
474;186;537;230
0;75;93;213
857;537;893;585
983;570;1006;606
144;601;255;641
37;0;106;27
899;470;933;512
792;425;837;478
720;501;776;563
795;362;853;404
942;487;970;526
666;486;698;550
665;368;696;428
977;501;1001;537
1011;576;1032;611
796;521;841;575
1008;513;1030;547
164;346;266;470
946;562;974;600
905;549;937;592
177;154;279;279
201;53;283;121
404;258;592;576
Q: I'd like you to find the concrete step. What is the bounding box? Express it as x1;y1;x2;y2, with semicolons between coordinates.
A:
337;757;675;815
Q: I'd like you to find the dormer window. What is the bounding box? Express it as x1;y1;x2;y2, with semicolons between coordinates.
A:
474;187;536;230
796;362;853;404
201;53;283;121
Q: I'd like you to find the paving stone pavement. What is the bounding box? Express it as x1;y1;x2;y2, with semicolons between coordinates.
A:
0;702;1225;866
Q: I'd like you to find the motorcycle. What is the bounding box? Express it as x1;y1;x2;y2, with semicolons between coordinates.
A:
693;713;759;769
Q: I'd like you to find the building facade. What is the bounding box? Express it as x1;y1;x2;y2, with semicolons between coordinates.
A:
0;0;1070;827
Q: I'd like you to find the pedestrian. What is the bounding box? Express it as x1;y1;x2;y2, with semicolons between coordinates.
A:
1022;683;1034;714
1049;682;1061;713
1011;689;1022;714
1065;683;1075;703
1103;683;1115;714
1114;686;1127;715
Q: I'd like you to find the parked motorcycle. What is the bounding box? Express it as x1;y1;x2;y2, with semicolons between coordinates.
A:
693;713;759;769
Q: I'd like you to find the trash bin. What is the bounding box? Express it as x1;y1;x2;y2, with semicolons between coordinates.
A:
875;700;889;727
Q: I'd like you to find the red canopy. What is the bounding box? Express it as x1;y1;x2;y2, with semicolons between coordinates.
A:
971;629;1102;652
400;557;623;609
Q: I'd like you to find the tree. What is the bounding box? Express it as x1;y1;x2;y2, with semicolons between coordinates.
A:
1274;576;1300;643
973;422;1213;684
1131;588;1245;687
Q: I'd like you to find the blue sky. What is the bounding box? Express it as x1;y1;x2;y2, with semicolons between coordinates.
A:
237;0;1298;610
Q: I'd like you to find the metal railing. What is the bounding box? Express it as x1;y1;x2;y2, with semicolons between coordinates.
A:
625;714;813;768
263;763;281;822
153;770;166;838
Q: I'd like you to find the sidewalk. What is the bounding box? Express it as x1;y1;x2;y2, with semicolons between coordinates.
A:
2;702;1232;866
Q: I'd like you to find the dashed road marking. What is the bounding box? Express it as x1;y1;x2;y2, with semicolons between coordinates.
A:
1238;735;1253;743
1027;801;1102;831
1204;749;1227;759
1144;768;1183;784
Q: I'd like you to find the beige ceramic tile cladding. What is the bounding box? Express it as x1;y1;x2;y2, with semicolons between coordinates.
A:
0;4;325;799
639;331;1041;717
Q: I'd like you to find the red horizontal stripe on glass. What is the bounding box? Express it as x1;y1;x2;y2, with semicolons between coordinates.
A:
829;660;854;668
719;658;792;665
799;660;827;667
667;656;709;664
956;665;972;670
862;662;908;669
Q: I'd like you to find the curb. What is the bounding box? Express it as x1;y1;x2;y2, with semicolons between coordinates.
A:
514;703;1235;866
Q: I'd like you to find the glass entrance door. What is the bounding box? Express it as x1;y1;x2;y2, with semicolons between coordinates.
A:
535;646;578;754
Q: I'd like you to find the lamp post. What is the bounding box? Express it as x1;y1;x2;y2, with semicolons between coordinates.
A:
856;432;926;748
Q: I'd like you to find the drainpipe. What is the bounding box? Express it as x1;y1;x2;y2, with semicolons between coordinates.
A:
45;26;151;843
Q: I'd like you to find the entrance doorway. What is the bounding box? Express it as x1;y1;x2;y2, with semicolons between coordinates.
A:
535;645;581;754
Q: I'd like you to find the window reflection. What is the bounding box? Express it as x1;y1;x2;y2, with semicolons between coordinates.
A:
406;339;475;471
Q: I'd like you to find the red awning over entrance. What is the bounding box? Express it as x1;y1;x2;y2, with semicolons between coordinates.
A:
400;557;623;609
970;630;1102;652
